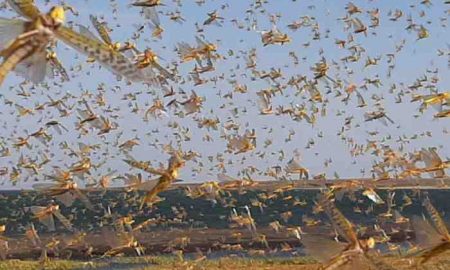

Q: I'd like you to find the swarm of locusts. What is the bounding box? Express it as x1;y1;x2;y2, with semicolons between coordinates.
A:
0;0;449;269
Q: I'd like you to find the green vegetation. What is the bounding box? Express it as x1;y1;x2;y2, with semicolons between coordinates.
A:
0;256;318;270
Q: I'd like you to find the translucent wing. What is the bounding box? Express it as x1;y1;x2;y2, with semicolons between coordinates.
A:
28;206;55;232
14;48;48;84
285;158;303;173
320;194;358;245
74;189;95;210
113;219;126;235
377;117;388;126
46;122;66;135
123;173;142;186
177;42;194;58
422;94;444;111
143;7;160;26
384;114;395;124
32;183;57;191
133;218;156;231
423;198;450;240
54;25;146;83
356;91;366;107
123;48;137;58
77;24;104;43
54;192;76;207
48;56;69;81
421;148;441;167
77;109;93;121
352;18;366;33
6;0;41;19
101;227;121;248
430;103;443;112
28;206;46;215
123;159;165;175
411;215;443;249
40;214;55;232
0;36;44;85
195;36;207;47
301;234;346;263
136;178;160;191
49;168;71;183
143;165;166;176
0;18;26;51
150;62;174;80
89;116;106;129
434;169;446;178
428;149;443;166
0;239;7;260
257;91;271;112
53;210;73;231
89;15;113;46
14;103;30;115
183;99;201;114
217;173;236;182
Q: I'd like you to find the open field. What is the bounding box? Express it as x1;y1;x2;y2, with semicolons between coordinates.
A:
1;254;450;270
0;186;448;269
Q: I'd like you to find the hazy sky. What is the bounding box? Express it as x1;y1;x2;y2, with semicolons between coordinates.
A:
0;0;449;188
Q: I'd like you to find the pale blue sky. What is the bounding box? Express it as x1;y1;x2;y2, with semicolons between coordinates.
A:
0;0;449;188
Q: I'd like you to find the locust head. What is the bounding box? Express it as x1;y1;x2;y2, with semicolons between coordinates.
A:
49;6;66;25
206;43;217;52
144;49;158;62
360;237;376;251
169;153;185;170
113;42;121;51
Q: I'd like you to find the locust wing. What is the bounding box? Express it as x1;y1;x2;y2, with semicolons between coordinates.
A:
32;183;59;192
410;215;450;264
151;61;174;80
47;52;70;81
54;25;147;83
423;197;450;240
0;18;26;50
73;188;95;210
217;173;237;183
6;0;41;20
143;7;160;27
411;215;443;250
53;209;73;231
301;234;346;263
28;206;56;232
137;178;160;191
54;191;76;207
356;91;367;107
177;42;194;58
123;158;165;175
421;148;442;167
89;15;113;46
0;34;46;85
320;193;359;245
195;36;208;48
77;24;104;43
13;48;48;83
